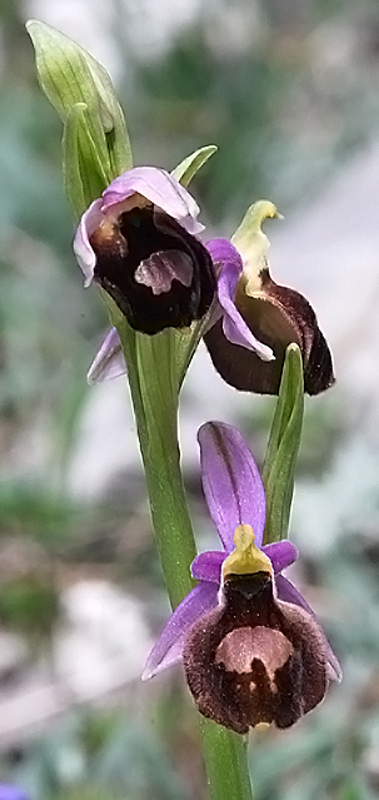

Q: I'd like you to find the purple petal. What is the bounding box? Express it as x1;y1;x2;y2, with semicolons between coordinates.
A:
276;574;342;683
0;787;28;800
87;328;127;384
142;582;219;680
205;239;274;360
218;261;274;362
73;198;104;286
191;550;225;583
263;540;299;574
206;238;242;278
102;167;204;236
275;573;319;619
198;421;266;551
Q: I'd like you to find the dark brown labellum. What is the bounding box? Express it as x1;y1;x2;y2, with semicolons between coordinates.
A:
90;206;216;334
183;572;330;734
204;269;334;395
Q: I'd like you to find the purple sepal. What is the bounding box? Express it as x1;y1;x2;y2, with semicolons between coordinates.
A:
198;421;266;551
263;540;299;574
0;786;28;800
87;328;127;384
191;550;225;583
275;574;342;683
205;238;242;275
205;237;274;361
142;582;219;681
218;261;274;362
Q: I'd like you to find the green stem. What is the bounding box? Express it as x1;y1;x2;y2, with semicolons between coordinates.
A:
201;720;253;800
119;321;196;606
112;314;253;799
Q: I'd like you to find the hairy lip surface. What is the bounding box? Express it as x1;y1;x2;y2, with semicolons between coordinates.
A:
90;205;215;334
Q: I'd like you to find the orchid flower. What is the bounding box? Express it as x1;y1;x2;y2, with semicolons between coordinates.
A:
204;202;335;395
73;166;216;336
85;200;334;394
143;421;341;733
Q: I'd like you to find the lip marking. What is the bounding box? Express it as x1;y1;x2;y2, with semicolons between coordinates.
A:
215;625;294;686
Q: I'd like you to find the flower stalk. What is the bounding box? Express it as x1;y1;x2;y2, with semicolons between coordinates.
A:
200;721;253;800
109;305;254;798
110;307;197;607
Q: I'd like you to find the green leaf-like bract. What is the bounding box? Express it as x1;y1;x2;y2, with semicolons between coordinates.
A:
172;145;217;187
26;20;132;217
262;343;304;543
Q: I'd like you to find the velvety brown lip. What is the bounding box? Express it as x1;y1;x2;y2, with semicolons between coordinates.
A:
183;573;330;733
205;267;334;395
91;205;216;335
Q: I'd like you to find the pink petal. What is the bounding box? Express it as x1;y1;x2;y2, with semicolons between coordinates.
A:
102;166;204;236
206;238;242;276
73;198;104;286
191;550;225;583
263;540;299;574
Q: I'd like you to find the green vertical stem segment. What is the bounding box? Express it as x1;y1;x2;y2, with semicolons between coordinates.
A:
136;360;197;607
113;316;196;608
200;720;253;800
108;304;216;607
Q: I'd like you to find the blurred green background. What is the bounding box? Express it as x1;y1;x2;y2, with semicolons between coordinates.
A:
1;0;379;798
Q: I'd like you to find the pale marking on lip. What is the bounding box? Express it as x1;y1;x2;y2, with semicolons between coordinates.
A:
215;625;293;686
135;251;193;295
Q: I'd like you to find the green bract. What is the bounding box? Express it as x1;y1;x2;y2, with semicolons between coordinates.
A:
171;145;218;188
262;343;304;544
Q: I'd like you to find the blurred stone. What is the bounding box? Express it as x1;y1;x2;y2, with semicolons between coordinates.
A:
272;139;379;407
55;579;152;699
0;631;27;683
0;538;48;581
0;579;152;745
66;344;251;501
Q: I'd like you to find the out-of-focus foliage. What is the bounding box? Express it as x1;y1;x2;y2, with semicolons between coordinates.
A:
0;0;379;798
128;0;379;223
3;708;194;800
